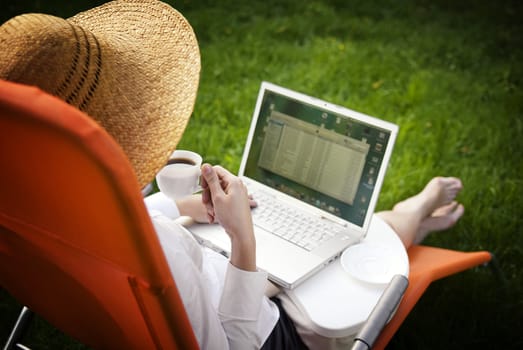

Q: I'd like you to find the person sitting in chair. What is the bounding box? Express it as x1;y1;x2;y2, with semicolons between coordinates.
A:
0;1;464;349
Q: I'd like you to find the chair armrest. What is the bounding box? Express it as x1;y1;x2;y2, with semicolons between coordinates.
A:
352;275;409;350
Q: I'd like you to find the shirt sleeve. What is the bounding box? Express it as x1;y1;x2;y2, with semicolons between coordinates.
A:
219;264;277;349
152;214;279;350
144;192;180;219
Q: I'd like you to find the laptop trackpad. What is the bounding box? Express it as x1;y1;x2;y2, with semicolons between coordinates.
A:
189;223;324;288
254;227;324;288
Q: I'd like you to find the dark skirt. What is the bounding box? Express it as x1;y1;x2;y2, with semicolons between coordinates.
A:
261;297;308;350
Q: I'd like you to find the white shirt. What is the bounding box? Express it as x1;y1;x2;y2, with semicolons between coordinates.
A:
145;193;279;349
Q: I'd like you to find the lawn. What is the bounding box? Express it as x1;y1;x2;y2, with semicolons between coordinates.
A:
1;0;522;349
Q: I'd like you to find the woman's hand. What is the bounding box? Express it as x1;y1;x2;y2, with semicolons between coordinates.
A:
200;164;257;271
175;190;256;225
175;194;209;223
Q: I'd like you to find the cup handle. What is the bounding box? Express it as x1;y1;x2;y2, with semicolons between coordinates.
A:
195;170;203;193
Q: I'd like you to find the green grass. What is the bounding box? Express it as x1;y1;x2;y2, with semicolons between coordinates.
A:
2;0;522;349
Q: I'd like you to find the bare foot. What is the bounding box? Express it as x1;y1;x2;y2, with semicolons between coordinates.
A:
393;177;463;218
414;201;465;244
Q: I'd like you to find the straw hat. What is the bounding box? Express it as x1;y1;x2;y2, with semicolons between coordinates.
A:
0;0;200;187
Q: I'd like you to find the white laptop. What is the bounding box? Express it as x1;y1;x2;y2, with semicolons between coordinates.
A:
188;82;398;289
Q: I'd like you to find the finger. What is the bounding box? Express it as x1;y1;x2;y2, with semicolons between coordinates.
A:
200;169;209;189
202;186;211;205
212;165;234;186
206;211;215;224
213;165;231;176
213;166;249;196
248;194;258;208
202;164;224;196
199;187;214;222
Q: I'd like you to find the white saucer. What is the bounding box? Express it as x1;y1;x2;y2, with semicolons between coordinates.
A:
340;242;408;284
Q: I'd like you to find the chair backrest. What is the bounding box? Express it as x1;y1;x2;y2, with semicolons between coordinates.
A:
0;80;199;349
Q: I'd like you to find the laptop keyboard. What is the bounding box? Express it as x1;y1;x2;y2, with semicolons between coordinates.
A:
251;190;346;251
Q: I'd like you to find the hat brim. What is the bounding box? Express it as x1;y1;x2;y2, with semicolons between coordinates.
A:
69;0;200;187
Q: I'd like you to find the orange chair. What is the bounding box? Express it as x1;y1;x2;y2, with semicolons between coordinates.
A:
0;79;199;349
0;78;493;349
370;245;492;349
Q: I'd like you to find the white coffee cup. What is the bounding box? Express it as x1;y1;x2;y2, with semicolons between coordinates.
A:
156;150;202;199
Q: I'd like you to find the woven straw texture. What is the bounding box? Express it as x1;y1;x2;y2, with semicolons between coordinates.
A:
0;0;201;187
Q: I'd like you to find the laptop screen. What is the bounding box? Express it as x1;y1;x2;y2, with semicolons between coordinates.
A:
242;83;397;228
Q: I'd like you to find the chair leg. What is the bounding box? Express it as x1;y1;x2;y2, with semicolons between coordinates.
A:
3;306;33;350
